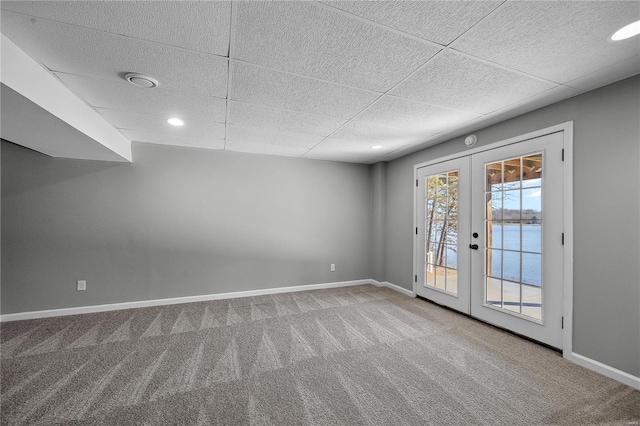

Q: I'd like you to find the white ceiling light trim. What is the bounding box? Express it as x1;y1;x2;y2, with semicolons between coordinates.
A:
611;20;640;41
124;72;158;88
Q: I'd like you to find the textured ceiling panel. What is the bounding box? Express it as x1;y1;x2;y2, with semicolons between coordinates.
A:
56;73;226;122
304;122;417;164
1;11;228;97
121;129;225;151
1;1;231;56
234;1;439;92
566;55;640;91
391;52;556;115
378;85;581;162
231;62;380;119
330;121;429;146
355;95;479;135
2;1;638;164
451;1;640;83
321;1;501;45
227;125;324;158
303;150;381;164
486;85;580;118
229;102;346;137
96;109;226;141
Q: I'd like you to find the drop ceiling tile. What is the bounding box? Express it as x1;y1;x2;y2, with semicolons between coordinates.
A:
231;62;380;119
303;150;382;164
227;125;324;158
56;73;226;122
304;122;417;164
332;121;430;146
1;1;231;56
95;109;226;141
484;85;581;121
234;1;439;92
122;129;225;151
380;85;582;161
229;101;346;137
451;1;640;83
355;96;479;135
566;55;640;92
1;11;228;97
390;52;556;115
321;1;501;45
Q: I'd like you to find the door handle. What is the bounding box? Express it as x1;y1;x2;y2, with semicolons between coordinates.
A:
469;244;479;250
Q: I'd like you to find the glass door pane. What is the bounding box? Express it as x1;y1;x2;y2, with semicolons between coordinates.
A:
484;154;543;321
416;156;470;314
425;170;460;295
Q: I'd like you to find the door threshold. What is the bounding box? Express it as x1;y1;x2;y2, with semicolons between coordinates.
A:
415;295;562;354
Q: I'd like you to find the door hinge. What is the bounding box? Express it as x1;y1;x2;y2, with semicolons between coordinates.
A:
414;275;417;283
562;149;564;161
416;179;418;187
562;316;564;329
416;227;418;235
562;233;564;245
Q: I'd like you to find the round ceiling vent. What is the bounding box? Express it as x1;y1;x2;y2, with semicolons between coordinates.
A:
124;73;159;88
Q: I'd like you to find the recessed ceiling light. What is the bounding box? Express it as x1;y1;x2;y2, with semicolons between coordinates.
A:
167;117;184;126
371;145;383;150
611;20;640;41
124;72;159;88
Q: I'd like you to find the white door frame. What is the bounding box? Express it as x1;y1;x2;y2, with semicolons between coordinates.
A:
413;121;574;359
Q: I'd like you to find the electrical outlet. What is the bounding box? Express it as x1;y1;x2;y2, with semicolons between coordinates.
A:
77;280;86;291
330;264;336;272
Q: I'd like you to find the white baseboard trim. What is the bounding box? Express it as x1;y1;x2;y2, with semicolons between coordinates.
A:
0;279;374;322
371;280;416;298
568;352;640;390
4;278;636;391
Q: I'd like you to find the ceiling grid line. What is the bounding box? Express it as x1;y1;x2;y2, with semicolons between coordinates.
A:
227;98;355;123
444;0;508;47
51;70;230;102
301;49;451;158
563;54;640;90
448;49;564;87
384;92;487;116
2;1;637;163
224;1;238;151
309;1;446;50
1;9;232;61
231;58;384;97
226;5;567;119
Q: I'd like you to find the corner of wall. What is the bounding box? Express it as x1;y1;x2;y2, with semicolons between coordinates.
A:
370;161;387;282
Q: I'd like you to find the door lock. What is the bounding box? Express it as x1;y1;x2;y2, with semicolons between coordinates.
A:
469;244;479;250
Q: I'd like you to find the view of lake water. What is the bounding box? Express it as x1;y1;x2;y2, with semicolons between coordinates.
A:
492;224;542;286
443;224;542;286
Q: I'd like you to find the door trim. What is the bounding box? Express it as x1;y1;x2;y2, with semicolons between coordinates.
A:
413;121;574;359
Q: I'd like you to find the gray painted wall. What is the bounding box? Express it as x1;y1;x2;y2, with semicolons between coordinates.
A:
2;76;638;379
370;162;386;282
1;142;372;313
383;75;640;377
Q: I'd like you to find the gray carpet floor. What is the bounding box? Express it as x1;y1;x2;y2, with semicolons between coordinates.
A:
1;284;639;425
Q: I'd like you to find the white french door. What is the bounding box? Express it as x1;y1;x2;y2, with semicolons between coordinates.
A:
416;131;564;349
416;157;471;313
